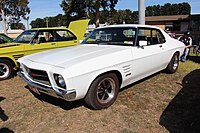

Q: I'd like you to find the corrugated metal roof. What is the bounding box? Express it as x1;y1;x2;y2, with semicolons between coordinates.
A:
146;15;189;22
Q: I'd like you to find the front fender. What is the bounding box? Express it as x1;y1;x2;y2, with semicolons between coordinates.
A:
0;55;18;68
67;67;124;100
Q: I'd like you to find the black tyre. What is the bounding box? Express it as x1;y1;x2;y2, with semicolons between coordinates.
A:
0;60;13;80
85;73;119;110
192;45;197;54
196;48;200;56
166;53;179;74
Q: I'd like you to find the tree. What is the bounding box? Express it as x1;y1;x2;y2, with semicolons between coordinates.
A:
146;5;161;16
60;0;118;27
178;2;191;15
132;11;139;23
30;18;46;28
60;0;87;25
0;0;30;34
146;2;191;16
30;14;68;28
11;23;25;30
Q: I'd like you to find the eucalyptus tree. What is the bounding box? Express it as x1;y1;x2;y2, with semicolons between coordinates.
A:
145;2;191;16
0;0;30;34
60;0;118;27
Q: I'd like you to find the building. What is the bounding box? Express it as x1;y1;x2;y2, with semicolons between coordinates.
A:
146;14;200;45
1;28;24;39
146;15;189;32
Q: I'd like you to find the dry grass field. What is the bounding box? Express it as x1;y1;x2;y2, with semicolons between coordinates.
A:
1;55;200;133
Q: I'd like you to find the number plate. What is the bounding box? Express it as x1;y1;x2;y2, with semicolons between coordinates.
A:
28;85;40;95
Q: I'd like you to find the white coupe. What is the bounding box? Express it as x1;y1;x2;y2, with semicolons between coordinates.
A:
18;24;185;110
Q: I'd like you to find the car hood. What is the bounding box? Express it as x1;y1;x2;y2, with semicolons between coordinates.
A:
68;19;90;41
22;44;131;68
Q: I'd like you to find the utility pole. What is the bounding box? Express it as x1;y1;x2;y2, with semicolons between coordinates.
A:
46;17;49;28
138;0;145;25
26;16;29;30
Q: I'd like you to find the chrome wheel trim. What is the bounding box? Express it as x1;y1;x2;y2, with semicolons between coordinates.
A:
173;55;179;70
0;63;9;79
97;78;116;104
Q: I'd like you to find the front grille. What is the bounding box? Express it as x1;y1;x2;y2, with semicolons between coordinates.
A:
24;65;51;86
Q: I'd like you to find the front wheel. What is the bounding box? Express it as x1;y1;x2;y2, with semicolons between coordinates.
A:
166;53;179;74
85;73;119;110
0;60;13;80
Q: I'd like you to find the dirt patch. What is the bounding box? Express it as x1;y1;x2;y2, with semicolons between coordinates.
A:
1;62;200;133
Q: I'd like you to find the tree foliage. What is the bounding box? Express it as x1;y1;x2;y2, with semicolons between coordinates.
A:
146;2;191;16
0;0;30;34
60;0;118;26
60;0;86;24
11;23;25;30
30;14;67;28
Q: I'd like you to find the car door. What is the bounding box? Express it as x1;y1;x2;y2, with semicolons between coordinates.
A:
131;28;167;80
23;30;57;55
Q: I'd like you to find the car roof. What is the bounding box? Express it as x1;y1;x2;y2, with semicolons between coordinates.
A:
30;27;69;31
97;24;161;30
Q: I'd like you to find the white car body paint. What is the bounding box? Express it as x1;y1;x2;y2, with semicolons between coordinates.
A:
18;24;185;101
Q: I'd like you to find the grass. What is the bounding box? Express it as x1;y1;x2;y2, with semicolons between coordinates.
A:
0;53;200;133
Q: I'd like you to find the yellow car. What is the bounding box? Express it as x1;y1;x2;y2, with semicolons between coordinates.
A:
0;19;89;80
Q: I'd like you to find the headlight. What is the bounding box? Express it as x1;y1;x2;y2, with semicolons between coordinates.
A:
21;64;29;74
18;62;23;71
54;74;66;89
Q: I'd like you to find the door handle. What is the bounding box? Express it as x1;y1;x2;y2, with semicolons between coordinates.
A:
159;45;163;48
51;43;56;46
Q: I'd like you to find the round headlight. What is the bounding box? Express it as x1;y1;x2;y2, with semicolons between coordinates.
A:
54;74;66;89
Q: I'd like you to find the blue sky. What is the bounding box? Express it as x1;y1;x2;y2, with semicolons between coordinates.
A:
1;0;200;30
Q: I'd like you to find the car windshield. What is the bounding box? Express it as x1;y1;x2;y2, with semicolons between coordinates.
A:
0;34;13;44
15;30;37;43
82;27;137;46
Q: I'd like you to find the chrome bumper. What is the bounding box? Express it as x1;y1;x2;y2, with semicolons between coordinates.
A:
17;71;76;101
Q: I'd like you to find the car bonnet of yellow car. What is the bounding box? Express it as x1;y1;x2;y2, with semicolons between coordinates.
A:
68;19;90;41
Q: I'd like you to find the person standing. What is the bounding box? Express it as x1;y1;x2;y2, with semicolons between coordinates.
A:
178;31;192;62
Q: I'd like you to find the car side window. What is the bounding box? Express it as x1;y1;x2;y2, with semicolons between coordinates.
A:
55;30;77;42
32;31;53;44
152;30;166;45
137;28;166;46
137;29;151;46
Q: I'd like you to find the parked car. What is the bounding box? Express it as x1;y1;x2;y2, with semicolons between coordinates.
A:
18;24;185;110
0;33;13;44
0;19;89;80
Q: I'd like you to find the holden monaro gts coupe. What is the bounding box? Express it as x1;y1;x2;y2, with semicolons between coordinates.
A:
18;24;185;110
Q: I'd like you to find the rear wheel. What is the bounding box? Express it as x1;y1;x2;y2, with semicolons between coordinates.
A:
196;47;200;56
0;60;13;80
166;53;179;74
85;73;119;110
